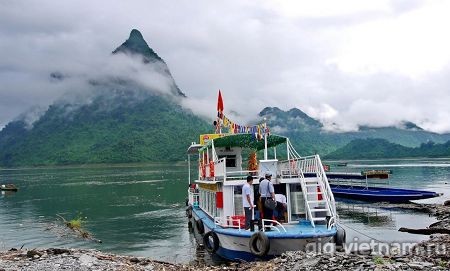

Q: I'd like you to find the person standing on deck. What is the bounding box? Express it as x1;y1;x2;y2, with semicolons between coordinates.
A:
259;172;275;230
275;193;287;221
243;175;254;230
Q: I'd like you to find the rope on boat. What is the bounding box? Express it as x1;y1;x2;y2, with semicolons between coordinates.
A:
337;222;384;243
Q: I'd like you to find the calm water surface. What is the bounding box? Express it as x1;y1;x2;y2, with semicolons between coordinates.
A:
1;158;449;263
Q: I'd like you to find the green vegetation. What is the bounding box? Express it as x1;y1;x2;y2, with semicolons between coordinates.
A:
259;107;450;157
0;91;211;166
57;213;100;242
68;214;84;230
373;256;384;265
57;213;85;230
325;138;450;159
0;29;209;167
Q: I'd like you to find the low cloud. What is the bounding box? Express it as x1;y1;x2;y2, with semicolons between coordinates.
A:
1;0;450;133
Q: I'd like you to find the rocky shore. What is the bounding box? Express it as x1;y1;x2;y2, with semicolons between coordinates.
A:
2;202;450;271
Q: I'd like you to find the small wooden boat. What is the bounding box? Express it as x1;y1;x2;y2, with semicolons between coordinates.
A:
0;184;18;191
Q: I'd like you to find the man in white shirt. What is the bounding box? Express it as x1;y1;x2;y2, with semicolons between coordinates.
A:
259;171;275;230
242;175;254;230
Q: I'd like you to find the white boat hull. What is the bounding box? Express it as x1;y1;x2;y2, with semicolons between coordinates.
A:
189;209;336;261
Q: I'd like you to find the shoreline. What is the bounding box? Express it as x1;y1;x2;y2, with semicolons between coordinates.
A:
1;202;450;270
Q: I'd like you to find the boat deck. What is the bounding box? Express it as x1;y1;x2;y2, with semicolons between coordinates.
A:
193;207;336;238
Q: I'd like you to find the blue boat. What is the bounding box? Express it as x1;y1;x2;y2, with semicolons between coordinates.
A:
329;184;440;203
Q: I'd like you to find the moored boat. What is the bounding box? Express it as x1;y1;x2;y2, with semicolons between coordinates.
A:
326;170;440;202
185;91;345;261
0;184;18;191
329;185;440;203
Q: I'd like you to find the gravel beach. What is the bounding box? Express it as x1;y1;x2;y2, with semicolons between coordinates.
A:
2;202;450;271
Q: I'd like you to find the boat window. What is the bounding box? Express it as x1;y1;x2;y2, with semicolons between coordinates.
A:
219;155;236;167
289;183;305;221
198;188;218;218
233;186;243;215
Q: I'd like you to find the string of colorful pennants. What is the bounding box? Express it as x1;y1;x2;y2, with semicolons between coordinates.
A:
215;89;269;140
218;113;269;140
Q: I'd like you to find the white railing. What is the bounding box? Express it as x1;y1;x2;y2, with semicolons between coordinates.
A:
261;219;287;232
279;155;317;177
282;154;337;227
225;170;259;181
214;157;227;179
327;216;336;230
298;155;319;174
315;155;337;217
188;190;199;207
205;163;210;178
297;168;315;226
214;216;243;231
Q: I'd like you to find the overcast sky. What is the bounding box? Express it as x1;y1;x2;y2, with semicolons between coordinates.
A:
1;0;450;133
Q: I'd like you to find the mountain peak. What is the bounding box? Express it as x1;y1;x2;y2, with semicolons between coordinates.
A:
400;121;424;131
257;107;322;132
112;29;186;97
259;107;282;117
129;29;144;40
112;29;163;63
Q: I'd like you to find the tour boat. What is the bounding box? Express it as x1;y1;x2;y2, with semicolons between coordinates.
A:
185;91;345;261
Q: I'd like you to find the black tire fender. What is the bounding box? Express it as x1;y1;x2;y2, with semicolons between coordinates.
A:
335;227;346;249
195;219;205;235
185;206;192;219
203;231;220;253
249;232;270;257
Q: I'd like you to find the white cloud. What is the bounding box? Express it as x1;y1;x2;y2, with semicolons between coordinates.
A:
0;0;450;134
330;0;450;77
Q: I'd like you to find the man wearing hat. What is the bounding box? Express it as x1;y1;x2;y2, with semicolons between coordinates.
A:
259;171;275;230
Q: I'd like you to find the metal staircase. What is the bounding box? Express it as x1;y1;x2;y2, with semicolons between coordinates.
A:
297;155;337;228
283;139;337;228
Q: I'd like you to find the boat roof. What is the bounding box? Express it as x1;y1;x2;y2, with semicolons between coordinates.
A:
199;133;287;152
187;143;203;154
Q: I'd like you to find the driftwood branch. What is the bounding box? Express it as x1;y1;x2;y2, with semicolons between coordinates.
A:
398;227;450;235
56;214;102;243
56;214;68;225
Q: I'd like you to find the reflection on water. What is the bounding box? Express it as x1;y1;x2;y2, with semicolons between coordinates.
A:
0;163;197;264
1;159;449;263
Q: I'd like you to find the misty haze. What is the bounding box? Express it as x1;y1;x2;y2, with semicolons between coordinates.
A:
1;1;450;270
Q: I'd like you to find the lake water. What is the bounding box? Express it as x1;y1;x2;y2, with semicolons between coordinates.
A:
1;158;449;264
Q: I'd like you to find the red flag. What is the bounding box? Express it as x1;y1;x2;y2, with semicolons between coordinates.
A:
217;90;224;113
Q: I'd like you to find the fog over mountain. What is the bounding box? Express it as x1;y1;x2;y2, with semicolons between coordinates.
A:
1;28;449;167
2;0;450;133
